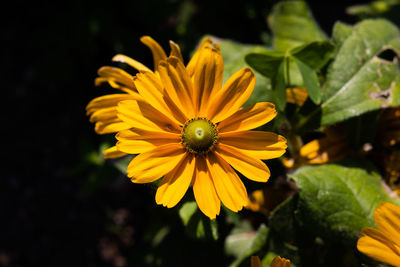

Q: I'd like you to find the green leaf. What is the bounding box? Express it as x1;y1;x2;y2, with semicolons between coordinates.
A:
290;40;335;70
291;159;400;246
321;57;400;126
245;52;285;79
293;57;321;104
332;22;354;49
225;224;270;267
272;60;287;110
217;38;274;106
268;1;326;51
178;201;219;240
321;19;400;126
322;19;400;102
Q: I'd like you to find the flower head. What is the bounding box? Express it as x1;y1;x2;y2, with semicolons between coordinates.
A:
357;202;400;266
115;38;287;219
86;36;183;158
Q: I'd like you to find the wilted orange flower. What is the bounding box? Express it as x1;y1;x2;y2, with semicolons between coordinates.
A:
114;39;287;219
86;36;183;158
283;125;350;169
250;256;291;267
357;202;400;266
286;87;308;106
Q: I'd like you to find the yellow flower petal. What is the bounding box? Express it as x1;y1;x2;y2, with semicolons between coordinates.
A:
96;66;136;92
191;47;224;117
94;118;131;134
218;102;277;133
134;71;185;125
250;256;262;267
270;256;291;267
117;100;182;133
374;202;400;247
192;156;221;219
219;131;287;159
140;36;167;72
103;146;127;159
186;37;213;77
169;40;184;63
112;54;152;72
156;154;195;208
116;129;181;154
86;94;141;116
215;144;270;182
206;152;248;212
127;144;186;183
208;67;255;123
358;229;400;267
158;58;195;118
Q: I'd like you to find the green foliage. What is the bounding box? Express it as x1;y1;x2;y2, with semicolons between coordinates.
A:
321;19;400;125
268;0;327;51
179;201;218;240
217;39;274;107
246;40;335;109
225;224;269;267
291;160;400;245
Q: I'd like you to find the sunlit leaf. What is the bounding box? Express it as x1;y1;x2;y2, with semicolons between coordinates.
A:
268;0;327;51
291;159;400;246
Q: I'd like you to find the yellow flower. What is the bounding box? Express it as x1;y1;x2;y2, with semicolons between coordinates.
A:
357;202;400;266
115;40;287;219
250;256;291;267
86;36;183;158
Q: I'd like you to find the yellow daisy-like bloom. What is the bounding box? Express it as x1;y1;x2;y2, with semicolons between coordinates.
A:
357;202;400;266
250;256;291;267
115;40;287;219
86;36;183;158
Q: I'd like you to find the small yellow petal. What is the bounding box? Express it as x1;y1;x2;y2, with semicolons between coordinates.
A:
103;146;127;159
94;119;131;134
112;54;152;72
216;144;271;182
218;102;277;133
140;36;167;71
127;144;186;183
169;40;184;63
286;87;308;106
192;47;224;117
156;154;195;208
208;68;255;123
86;94;141;116
192;156;221;219
96;66;136;92
186;37;214;77
219;131;287;160
206;152;248;212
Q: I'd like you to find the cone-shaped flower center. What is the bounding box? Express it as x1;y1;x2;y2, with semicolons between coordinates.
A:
182;118;218;153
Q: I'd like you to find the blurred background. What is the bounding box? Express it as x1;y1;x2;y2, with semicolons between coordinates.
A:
3;0;368;266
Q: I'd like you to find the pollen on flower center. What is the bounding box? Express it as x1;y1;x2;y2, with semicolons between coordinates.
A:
182;118;218;154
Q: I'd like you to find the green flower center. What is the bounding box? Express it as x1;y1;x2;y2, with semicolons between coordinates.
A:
182;118;218;154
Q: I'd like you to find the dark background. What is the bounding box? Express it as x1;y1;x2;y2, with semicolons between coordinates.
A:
3;1;365;266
